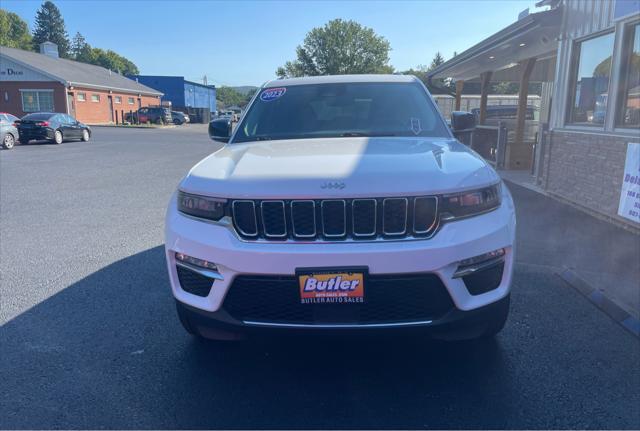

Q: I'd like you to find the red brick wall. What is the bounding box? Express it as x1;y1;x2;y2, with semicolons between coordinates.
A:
0;81;160;123
71;87;160;124
0;81;67;117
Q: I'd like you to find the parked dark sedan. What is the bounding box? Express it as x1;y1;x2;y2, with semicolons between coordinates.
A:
17;113;91;145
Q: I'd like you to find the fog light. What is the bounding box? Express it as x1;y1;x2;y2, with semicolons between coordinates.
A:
454;248;505;278
175;252;218;271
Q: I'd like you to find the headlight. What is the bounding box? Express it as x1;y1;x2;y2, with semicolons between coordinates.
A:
177;191;226;221
441;183;501;220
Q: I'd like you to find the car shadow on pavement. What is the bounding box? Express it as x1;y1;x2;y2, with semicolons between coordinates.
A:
1;245;517;429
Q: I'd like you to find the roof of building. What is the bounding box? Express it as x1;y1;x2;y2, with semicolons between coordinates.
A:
427;6;562;81
0;46;163;96
263;74;419;88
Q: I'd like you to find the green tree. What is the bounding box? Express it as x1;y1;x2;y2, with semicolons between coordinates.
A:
70;31;92;61
0;9;32;50
429;51;445;70
32;1;70;57
216;86;246;108
89;47;139;75
276;19;392;78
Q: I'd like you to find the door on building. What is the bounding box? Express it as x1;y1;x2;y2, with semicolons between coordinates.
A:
137;98;142;109
67;93;76;118
107;96;114;122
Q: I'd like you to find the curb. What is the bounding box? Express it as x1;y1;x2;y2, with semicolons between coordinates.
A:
557;267;639;338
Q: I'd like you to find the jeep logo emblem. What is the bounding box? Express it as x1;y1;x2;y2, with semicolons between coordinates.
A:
321;181;346;190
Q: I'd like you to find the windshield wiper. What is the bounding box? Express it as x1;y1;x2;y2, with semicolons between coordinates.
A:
250;135;273;141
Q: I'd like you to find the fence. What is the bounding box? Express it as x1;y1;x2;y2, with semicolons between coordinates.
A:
432;94;541;119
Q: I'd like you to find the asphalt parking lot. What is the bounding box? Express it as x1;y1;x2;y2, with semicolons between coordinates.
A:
1;126;639;429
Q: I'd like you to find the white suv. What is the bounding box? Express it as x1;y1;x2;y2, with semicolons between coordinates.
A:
165;75;515;341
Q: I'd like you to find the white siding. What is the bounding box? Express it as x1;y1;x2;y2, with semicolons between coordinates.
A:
0;55;55;82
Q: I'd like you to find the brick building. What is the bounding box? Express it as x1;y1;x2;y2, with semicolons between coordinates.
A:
0;43;162;124
429;0;640;231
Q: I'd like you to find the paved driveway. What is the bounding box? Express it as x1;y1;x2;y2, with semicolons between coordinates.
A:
1;127;638;429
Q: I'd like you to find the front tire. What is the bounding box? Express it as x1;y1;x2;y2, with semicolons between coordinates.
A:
175;301;203;338
53;130;63;145
173;119;182;125
2;133;15;149
434;294;510;342
478;294;510;338
81;129;90;142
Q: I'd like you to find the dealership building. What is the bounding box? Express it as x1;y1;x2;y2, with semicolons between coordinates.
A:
429;0;640;231
0;43;163;124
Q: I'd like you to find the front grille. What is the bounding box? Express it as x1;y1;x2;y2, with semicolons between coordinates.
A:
231;196;438;241
223;274;455;325
176;265;214;297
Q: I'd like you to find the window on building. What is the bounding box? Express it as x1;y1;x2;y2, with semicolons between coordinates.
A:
618;22;640;128
20;90;54;112
567;32;616;126
91;94;100;102
77;92;86;102
115;96;122;104
128;97;134;105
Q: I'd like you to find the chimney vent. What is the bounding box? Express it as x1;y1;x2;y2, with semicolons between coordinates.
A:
39;41;59;58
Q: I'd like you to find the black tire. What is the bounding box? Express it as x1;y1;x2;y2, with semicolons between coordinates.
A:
433;294;510;341
173;119;182;125
2;133;15;149
154;117;163;125
479;294;510;338
81;129;90;142
175;301;203;338
53;129;63;144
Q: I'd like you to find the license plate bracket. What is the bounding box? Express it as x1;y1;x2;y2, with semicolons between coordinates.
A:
296;267;367;305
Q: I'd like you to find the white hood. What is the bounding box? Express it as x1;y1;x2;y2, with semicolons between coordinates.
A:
180;137;499;199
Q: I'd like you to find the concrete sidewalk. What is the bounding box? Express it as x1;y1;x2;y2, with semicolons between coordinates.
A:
506;180;640;322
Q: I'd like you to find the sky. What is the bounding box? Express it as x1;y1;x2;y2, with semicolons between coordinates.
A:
3;0;540;87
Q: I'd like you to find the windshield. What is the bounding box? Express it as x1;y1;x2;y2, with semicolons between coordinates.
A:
21;113;54;121
233;82;450;143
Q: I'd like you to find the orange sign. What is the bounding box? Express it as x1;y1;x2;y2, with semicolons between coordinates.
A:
298;272;364;304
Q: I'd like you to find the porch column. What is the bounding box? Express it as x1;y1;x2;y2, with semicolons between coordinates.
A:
455;80;464;111
479;71;492;124
515;57;537;148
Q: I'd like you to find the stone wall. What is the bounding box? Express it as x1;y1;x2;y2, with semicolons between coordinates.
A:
540;130;639;230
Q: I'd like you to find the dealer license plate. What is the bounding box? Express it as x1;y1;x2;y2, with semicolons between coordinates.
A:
298;270;365;304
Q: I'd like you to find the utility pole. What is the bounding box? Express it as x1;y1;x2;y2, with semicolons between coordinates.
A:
204;75;212;116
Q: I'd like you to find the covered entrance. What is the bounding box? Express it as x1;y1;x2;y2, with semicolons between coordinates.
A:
428;6;562;178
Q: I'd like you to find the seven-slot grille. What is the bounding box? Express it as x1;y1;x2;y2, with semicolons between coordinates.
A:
231;197;438;241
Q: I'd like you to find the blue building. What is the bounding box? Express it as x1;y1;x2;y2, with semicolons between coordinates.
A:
128;75;216;112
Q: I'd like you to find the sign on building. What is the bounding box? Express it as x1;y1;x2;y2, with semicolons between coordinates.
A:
618;143;640;224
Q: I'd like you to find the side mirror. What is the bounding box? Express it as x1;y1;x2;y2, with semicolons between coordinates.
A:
450;111;476;132
209;118;231;143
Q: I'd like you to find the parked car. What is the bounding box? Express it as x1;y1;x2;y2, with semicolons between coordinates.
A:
0;112;20;149
17;113;91;145
171;111;190;125
167;75;516;342
125;107;172;125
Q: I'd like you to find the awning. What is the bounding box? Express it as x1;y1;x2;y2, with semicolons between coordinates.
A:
428;6;562;81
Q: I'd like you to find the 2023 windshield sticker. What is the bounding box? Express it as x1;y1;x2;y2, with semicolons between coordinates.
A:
260;87;287;102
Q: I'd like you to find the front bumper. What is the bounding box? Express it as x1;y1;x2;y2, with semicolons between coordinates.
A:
164;186;516;329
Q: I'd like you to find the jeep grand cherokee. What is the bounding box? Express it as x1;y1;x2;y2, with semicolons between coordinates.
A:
165;74;516;341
